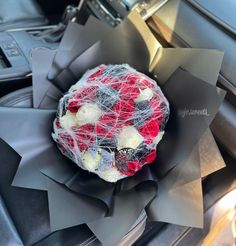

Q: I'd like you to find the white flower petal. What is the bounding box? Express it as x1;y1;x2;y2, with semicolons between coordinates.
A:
76;103;103;126
154;131;165;145
82;150;101;172
60;111;77;129
134;88;153;102
99;167;125;182
117;126;144;150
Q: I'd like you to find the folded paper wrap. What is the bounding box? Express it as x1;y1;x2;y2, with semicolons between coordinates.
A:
0;10;226;246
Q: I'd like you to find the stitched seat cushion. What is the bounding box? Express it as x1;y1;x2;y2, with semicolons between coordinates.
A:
0;87;33;107
0;0;47;31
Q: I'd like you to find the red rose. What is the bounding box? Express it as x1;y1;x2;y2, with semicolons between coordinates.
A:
54;119;61;128
136;77;154;90
87;65;107;82
74;86;98;101
119;84;140;100
67;86;98;113
106;73;140;92
149;98;164;123
101;77;112;85
95;113;121;138
119;74;136;85
67;101;79;113
121;161;142;176
74;124;95;151
143;150;157;164
59;134;75;150
139;120;160;141
113;99;135;121
101;76;121;89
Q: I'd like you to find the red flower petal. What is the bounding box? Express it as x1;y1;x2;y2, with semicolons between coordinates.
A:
67;101;79;113
101;77;121;89
59;134;75;149
74;86;98;100
95;113;121;138
144;150;157;164
136;77;155;90
87;65;107;82
67;86;98;113
139;120;160;140
121;161;142;176
149;97;164;124
55;119;61;128
119;74;136;86
74;124;95;151
119;85;140;100
113;100;135;121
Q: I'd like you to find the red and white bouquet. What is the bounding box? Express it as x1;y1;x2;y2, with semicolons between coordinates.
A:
52;64;169;182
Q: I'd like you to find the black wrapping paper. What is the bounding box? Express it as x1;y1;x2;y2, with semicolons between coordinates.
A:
0;66;225;238
0;195;23;246
87;183;157;246
46;177;106;231
0;138;51;245
0;108;112;223
49;41;104;92
153;68;226;177
0;10;227;246
0;138;102;246
41;162;115;209
32;50;63;109
48;11;160;82
0;107;157;239
150;48;224;86
47;17;109;81
147;144;203;227
32;11;161;108
0;108;57;190
199;128;225;178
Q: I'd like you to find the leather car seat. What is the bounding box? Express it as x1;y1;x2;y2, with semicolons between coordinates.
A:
0;0;48;31
148;0;236;158
0;87;33;107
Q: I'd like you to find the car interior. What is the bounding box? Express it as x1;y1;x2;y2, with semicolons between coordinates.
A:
0;0;235;245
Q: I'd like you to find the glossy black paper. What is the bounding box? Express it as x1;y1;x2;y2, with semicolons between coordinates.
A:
32;50;63;109
0;11;226;246
0;139;100;246
0;107;157;242
0;138;50;245
153;68;226;177
48;15;154;83
0;108;59;190
147;144;203;227
0;66;225;241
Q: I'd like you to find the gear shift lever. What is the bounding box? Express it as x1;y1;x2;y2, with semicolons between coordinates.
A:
33;1;89;43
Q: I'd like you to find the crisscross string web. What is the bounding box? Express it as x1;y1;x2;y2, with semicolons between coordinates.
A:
52;64;169;182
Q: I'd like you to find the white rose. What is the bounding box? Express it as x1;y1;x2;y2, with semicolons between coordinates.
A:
99;167;125;183
60;111;77;129
82;150;102;172
117;126;144;150
134;88;153;103
76;103;103;126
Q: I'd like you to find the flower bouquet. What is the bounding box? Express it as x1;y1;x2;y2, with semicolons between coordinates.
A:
0;11;226;246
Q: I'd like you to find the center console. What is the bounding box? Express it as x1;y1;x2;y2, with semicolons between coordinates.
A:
0;28;59;96
0;30;58;81
0;0;169;95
